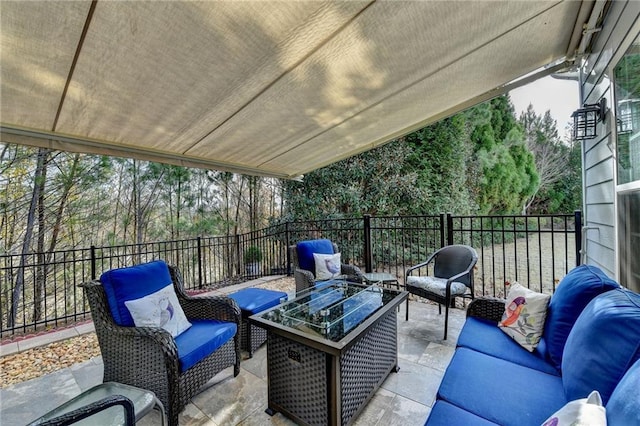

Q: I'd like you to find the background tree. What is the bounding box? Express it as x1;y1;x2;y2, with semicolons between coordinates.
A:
468;96;539;214
404;115;475;214
519;106;571;213
281;142;425;220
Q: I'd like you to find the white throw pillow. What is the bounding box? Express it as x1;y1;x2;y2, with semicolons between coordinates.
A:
314;252;342;280
125;284;192;337
498;282;550;352
541;390;606;426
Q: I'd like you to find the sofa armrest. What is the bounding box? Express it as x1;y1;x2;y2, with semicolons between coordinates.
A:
466;297;505;323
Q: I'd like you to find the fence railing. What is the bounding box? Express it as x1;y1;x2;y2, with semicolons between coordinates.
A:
0;212;581;337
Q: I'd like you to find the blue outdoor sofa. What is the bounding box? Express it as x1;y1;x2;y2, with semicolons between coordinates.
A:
425;265;640;426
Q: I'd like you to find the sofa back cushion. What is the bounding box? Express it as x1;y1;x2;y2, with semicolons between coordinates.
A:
296;239;334;274
562;288;640;404
100;260;173;326
606;358;640;425
544;265;620;370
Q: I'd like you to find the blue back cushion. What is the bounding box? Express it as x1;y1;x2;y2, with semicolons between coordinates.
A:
606;358;640;426
543;265;619;370
562;288;640;404
296;239;334;274
100;260;172;326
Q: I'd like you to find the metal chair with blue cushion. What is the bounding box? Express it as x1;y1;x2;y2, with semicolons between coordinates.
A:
405;245;478;340
80;260;241;426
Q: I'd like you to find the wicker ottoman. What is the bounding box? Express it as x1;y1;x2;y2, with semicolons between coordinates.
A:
229;287;288;357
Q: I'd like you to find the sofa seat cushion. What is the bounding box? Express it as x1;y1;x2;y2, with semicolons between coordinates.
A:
426;400;500;426
543;265;619;370
457;317;559;376
175;319;237;372
438;348;566;426
296;239;334;274
606;358;640;426
562;288;640;404
101;260;173;326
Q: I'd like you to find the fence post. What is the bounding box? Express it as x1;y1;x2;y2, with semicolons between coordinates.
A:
235;234;241;276
575;210;582;266
197;237;203;289
90;245;96;280
445;213;453;246
285;222;292;276
363;214;372;272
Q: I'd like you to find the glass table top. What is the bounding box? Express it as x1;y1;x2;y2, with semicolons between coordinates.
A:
257;280;399;342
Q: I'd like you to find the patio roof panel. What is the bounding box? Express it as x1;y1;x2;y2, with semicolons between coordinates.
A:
0;1;592;178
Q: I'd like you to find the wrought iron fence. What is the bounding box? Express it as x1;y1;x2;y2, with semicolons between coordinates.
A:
0;212;581;337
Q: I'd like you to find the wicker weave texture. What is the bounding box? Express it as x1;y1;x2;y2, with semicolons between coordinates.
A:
466;297;506;323
340;311;397;424
239;319;267;356
267;334;329;425
80;265;241;426
265;309;399;425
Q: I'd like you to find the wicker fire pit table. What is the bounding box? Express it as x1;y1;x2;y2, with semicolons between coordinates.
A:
249;280;408;426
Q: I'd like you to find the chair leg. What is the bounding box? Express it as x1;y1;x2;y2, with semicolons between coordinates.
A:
444;302;449;340
405;298;410;321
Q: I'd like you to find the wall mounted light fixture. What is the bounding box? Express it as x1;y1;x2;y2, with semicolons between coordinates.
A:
616;99;639;135
572;98;607;140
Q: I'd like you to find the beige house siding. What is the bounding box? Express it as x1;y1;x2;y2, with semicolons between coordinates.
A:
579;0;640;278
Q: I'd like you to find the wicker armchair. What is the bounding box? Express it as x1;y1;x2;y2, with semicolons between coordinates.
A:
405;244;478;340
289;240;364;292
80;265;241;426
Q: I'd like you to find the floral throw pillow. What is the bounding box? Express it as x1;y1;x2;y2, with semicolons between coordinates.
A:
314;252;342;280
498;282;551;352
125;284;192;337
541;390;606;426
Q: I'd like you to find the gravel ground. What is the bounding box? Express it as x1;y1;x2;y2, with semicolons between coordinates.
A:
0;277;296;389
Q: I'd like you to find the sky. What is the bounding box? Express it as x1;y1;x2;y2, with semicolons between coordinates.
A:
510;75;580;139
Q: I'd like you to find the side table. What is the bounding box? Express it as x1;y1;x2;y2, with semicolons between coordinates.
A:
28;382;165;426
363;272;400;289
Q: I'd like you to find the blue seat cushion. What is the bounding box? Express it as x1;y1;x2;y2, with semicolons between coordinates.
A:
100;260;173;326
457;317;559;376
543;265;619;370
438;348;566;426
606;358;640;426
296;239;334;274
562;288;640;404
228;288;287;315
175;319;237;372
425;400;499;426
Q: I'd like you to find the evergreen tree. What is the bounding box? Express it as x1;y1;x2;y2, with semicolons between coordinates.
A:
404;115;474;214
282;142;425;220
468;96;539;214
